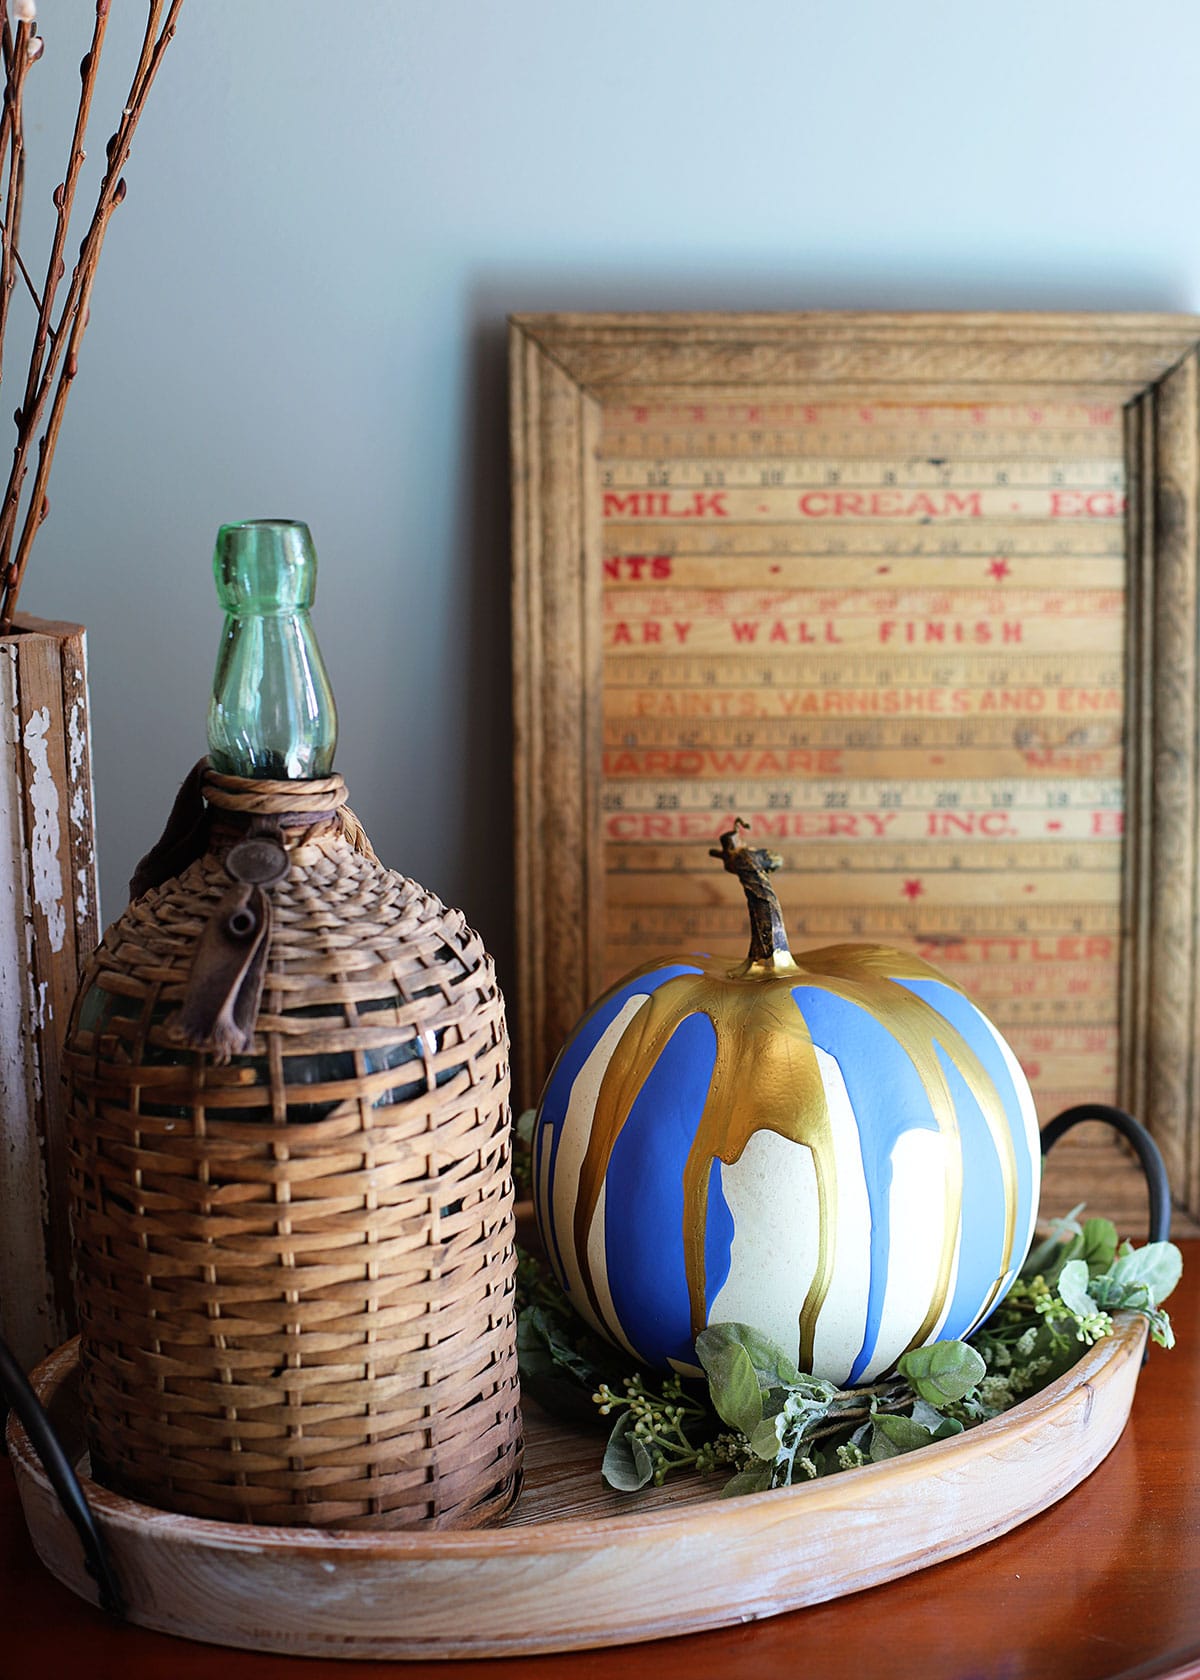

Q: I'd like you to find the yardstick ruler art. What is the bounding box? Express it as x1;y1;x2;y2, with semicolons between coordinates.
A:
513;314;1200;1227
598;398;1125;1124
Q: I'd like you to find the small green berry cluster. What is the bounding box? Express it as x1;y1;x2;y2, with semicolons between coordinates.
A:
593;1373;739;1487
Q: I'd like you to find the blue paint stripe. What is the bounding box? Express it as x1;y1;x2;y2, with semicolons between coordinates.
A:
537;963;701;1288
604;1010;718;1368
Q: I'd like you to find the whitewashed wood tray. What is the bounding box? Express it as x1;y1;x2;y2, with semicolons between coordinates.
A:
7;1321;1147;1661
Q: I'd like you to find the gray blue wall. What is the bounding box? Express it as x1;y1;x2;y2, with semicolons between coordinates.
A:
20;0;1198;997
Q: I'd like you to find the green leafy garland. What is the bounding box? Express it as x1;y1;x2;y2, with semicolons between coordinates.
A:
516;1207;1181;1497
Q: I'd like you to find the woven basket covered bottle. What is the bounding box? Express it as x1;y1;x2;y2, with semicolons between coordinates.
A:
61;521;522;1530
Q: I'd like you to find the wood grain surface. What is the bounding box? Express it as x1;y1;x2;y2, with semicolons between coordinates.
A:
3;1241;1200;1676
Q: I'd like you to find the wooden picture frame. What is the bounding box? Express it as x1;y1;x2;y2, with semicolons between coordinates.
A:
510;312;1200;1228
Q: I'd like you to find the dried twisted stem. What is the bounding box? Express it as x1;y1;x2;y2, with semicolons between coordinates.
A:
0;12;36;384
0;0;185;634
20;5;108;419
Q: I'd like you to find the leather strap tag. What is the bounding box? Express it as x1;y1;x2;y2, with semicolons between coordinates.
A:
164;881;271;1063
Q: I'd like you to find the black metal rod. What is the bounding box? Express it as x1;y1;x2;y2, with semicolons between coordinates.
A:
1041;1102;1171;1245
0;1338;124;1618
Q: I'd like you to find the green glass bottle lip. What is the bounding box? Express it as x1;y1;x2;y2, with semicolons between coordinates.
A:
214;518;319;614
219;517;310;534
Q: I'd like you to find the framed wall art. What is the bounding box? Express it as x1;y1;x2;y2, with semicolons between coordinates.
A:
510;312;1200;1229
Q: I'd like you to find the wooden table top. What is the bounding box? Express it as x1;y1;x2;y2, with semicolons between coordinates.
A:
4;1241;1200;1680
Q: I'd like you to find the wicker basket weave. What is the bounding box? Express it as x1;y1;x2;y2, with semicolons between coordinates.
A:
63;769;522;1530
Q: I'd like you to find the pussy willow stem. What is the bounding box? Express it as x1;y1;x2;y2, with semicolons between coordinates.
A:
0;0;184;635
0;18;34;391
20;4;109;422
0;21;42;317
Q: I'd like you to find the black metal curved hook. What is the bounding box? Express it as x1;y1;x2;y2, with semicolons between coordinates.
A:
0;1338;124;1618
1041;1102;1171;1245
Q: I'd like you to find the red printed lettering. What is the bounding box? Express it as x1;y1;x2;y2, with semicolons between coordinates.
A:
1049;491;1126;518
603;492;728;519
602;555;673;581
926;812;1019;838
797;491;982;519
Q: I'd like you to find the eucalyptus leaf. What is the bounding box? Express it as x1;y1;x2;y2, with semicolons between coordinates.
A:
749;1414;784;1461
897;1339;986;1404
516;1309;613;1424
1057;1258;1099;1318
519;1305;599;1385
1020;1202;1086;1280
1105;1242;1183;1307
1078;1217;1119;1277
869;1412;933;1462
601;1412;655;1491
910;1398;951;1432
721;1467;773;1498
696;1322;800;1391
695;1334;764;1436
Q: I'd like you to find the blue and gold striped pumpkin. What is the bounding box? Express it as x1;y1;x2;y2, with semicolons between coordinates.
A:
533;830;1040;1387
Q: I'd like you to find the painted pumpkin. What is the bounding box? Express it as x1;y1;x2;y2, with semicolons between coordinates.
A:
533;822;1041;1386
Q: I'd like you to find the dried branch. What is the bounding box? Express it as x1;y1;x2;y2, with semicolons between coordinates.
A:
20;3;109;419
0;17;35;384
0;0;185;634
0;11;41;320
5;233;44;316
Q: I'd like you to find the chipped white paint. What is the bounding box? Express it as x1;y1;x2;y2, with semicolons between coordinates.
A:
24;892;44;1104
68;691;92;923
0;643;56;1366
22;704;67;953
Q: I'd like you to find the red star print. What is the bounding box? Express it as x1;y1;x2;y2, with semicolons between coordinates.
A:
902;879;924;900
988;558;1011;580
1047;820;1063;832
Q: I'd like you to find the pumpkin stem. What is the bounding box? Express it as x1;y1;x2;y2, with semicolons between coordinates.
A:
710;819;797;972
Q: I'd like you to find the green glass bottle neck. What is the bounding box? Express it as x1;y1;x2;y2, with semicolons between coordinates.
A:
207;519;338;780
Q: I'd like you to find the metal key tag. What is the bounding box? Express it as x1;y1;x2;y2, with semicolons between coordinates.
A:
225;825;289;888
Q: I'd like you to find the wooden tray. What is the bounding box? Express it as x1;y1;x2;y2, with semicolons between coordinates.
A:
7;1323;1147;1662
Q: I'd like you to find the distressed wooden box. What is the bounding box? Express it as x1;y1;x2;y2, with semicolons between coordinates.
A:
0;615;99;1367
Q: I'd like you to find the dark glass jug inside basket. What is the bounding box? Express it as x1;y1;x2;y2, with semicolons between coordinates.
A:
77;519;461;1136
